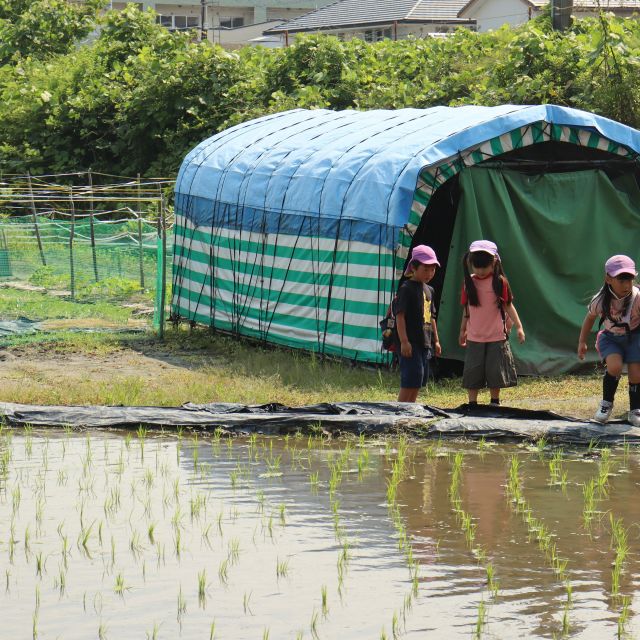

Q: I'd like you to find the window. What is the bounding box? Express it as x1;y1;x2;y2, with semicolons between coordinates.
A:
363;28;392;42
219;16;245;29
156;15;200;31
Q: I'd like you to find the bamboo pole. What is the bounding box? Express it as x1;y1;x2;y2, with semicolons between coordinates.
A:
159;191;167;339
69;186;76;300
137;173;145;290
88;169;99;282
27;171;46;266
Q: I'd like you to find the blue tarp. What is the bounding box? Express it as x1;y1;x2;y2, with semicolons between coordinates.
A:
176;105;640;232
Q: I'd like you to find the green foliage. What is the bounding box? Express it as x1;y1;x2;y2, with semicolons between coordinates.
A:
0;0;104;65
1;6;640;176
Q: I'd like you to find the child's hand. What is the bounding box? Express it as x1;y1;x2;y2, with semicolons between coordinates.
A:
577;341;587;360
517;327;525;343
434;340;442;357
458;331;467;347
400;340;412;358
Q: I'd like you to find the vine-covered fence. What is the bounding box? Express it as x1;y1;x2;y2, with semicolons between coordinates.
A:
0;172;174;333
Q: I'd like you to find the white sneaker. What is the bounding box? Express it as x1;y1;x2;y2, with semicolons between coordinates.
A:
628;409;640;428
593;400;613;423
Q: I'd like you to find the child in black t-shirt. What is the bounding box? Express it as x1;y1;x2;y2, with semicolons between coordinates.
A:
396;245;441;402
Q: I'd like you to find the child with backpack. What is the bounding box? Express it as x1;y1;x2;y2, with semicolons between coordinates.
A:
577;254;640;426
459;240;525;407
396;245;441;402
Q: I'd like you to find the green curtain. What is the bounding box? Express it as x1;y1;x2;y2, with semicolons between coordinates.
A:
436;167;640;375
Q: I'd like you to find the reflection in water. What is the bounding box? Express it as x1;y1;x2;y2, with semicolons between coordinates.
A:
0;430;639;638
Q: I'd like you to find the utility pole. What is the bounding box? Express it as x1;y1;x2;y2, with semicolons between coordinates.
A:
551;0;572;31
201;0;207;41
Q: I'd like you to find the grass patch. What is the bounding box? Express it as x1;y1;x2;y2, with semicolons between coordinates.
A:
0;322;604;415
0;286;607;414
0;286;136;324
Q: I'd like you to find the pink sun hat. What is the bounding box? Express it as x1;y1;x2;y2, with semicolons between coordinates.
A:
404;245;440;275
605;254;637;277
469;240;500;259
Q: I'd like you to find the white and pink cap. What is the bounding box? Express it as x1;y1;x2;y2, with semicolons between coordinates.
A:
469;240;500;259
605;254;637;277
404;245;440;276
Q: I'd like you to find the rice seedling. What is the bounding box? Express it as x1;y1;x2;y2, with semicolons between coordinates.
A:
24;524;31;558
243;590;253;615
610;514;629;599
218;558;229;585
276;556;290;579
146;622;160;640
209;620;216;640
32;610;38;640
114;573;127;595
173;528;182;558
147;522;156;545
486;563;499;598
35;552;45;577
617;595;631;638
392;610;400;639
582;478;596;527
177;584;187;621
262;628;270;640
137;426;147;461
310;609;320;640
98;621;108;640
474;599;487;638
228;538;240;564
321;584;329;617
561;599;571;637
198;569;207;607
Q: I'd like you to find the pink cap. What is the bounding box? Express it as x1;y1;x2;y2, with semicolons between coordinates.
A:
605;254;637;277
469;240;499;258
404;244;440;275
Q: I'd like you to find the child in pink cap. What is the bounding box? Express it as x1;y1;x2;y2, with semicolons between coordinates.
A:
578;254;640;426
396;245;442;402
459;240;525;407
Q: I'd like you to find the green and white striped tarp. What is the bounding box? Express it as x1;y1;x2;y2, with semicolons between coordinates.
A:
172;216;397;362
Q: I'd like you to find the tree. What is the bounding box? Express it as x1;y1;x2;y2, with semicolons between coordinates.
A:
0;0;104;65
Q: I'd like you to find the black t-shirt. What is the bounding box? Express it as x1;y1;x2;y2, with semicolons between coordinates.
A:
396;281;435;350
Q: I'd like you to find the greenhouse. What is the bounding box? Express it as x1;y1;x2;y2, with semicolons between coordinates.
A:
172;105;640;374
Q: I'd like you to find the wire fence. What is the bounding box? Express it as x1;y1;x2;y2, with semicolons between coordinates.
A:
0;172;174;334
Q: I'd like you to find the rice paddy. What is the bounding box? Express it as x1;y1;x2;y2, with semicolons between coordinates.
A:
3;426;640;638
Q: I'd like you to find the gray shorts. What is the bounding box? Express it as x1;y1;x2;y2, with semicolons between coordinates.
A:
462;340;517;389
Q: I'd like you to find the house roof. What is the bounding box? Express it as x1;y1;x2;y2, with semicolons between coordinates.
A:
266;0;472;33
527;0;640;6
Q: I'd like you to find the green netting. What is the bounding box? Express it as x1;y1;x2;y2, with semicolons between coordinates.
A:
436;167;640;375
0;214;172;319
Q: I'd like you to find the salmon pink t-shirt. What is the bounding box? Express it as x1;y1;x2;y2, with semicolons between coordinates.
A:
461;275;510;343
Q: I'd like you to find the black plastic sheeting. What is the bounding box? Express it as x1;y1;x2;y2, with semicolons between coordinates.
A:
0;401;638;444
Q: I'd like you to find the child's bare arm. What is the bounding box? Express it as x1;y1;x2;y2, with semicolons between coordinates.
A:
577;312;598;360
505;302;525;343
396;312;412;357
459;313;468;347
432;318;441;356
